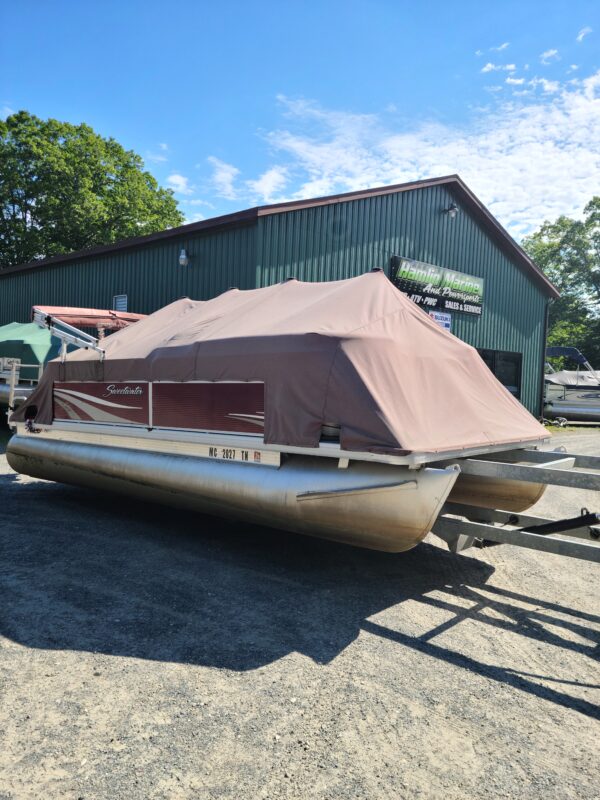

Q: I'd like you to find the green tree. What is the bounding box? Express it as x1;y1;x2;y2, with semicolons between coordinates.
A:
522;198;600;366
0;111;184;268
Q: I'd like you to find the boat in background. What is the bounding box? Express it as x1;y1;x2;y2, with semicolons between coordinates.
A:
0;322;61;410
544;346;600;422
1;307;146;413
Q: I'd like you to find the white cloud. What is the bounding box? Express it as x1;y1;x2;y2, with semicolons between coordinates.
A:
576;26;592;42
540;48;559;65
146;151;168;163
207;156;240;200
184;211;206;224
475;49;483;56
506;77;525;85
166;173;193;195
146;142;170;163
261;72;600;238
1;105;14;119
481;62;516;73
246;166;288;203
188;198;215;208
484;85;503;93
529;77;560;93
491;42;510;52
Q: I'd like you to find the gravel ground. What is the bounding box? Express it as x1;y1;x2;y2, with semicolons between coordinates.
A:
0;423;598;799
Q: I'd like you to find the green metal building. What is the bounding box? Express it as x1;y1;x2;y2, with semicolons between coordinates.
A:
0;175;558;415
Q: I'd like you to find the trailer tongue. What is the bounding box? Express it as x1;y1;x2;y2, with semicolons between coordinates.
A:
432;447;600;563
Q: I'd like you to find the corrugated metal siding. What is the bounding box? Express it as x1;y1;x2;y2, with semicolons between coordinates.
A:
0;223;256;321
0;185;548;414
256;185;548;414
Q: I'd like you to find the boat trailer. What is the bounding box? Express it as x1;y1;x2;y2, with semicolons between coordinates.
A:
433;447;600;564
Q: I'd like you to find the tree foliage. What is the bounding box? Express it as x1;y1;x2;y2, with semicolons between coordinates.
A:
522;198;600;366
0;111;184;268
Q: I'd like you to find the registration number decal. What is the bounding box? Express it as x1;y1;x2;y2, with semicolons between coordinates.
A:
207;445;279;466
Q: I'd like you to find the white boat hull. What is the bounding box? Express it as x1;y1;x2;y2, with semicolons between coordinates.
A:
6;434;460;552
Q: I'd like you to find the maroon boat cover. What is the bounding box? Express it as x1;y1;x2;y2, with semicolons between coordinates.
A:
12;271;547;455
33;306;146;329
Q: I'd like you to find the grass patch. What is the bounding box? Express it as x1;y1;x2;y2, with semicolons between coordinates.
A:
544;424;600;434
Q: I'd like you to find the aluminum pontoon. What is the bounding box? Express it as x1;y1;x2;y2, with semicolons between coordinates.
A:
7;273;600;563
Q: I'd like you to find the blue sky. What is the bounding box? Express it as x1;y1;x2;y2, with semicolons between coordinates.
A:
1;0;599;238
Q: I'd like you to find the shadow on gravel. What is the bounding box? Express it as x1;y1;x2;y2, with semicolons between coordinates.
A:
1;471;599;719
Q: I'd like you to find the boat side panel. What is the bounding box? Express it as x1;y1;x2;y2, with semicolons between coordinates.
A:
152;382;264;433
54;382;150;424
52;381;266;434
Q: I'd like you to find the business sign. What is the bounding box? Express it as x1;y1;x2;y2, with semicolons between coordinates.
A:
390;256;483;316
428;311;452;331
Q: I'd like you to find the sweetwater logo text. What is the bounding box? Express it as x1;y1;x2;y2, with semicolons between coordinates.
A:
102;384;145;397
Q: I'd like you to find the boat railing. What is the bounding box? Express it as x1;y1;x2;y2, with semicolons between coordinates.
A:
0;360;43;410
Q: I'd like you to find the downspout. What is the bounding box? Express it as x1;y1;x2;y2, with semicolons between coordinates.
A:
538;298;552;419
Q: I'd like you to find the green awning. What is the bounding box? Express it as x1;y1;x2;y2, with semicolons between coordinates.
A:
0;322;62;379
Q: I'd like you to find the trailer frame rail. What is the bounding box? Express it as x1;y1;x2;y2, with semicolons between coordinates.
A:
431;446;600;563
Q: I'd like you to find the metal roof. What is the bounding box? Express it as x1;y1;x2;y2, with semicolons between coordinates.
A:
0;174;559;298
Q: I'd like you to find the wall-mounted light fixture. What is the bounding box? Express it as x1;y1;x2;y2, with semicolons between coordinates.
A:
444;202;459;220
178;248;189;267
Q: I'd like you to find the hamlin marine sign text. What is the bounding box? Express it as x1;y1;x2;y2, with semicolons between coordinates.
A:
390;256;484;316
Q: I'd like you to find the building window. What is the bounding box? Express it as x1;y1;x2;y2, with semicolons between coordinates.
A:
478;349;522;398
113;294;128;312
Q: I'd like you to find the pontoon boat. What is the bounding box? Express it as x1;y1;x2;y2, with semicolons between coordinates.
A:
7;273;600;561
544;346;600;421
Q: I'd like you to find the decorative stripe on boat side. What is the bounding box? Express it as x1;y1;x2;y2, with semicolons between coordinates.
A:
226;412;265;428
54;387;144;410
54;392;147;424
